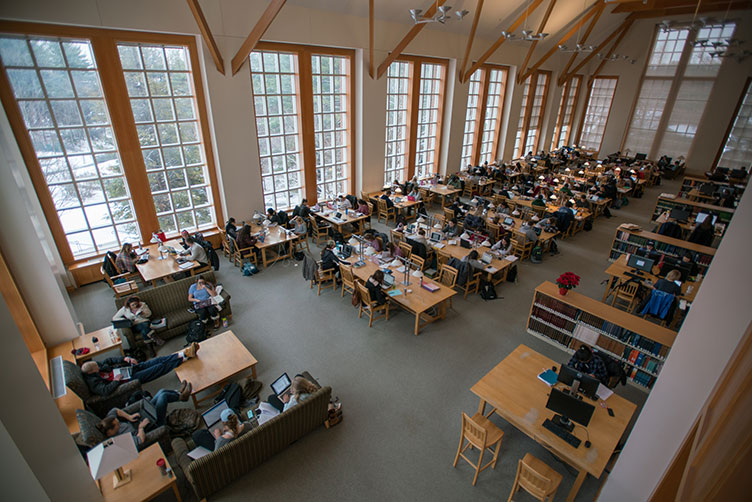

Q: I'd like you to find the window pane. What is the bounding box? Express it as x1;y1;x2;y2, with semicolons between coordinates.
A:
414;62;445;179
579;77;617;153
717;82;752;170
384;61;411;185
658;79;712;158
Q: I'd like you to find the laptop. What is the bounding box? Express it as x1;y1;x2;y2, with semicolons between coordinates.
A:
202;400;230;435
429;231;443;242
382;273;396;289
503;217;514;226
112;367;132;380
194;298;214;309
271;373;293;398
460;238;472;249
480;252;493;265
141;397;159;425
112;319;132;329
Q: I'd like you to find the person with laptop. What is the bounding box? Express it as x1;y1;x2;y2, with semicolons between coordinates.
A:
80;343;199;396
192;408;254;452
442;219;459;237
188;276;221;329
112;296;163;346
266;374;319;413
380;189;395;209
687;217;714;247
291;216;307;236
491;235;513;257
567;345;609;385
365;270;389;306
179;236;209;266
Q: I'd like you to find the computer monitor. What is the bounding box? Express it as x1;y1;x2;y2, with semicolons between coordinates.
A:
669;208;690;222
545;388;595;432
715;167;730;176
460;238;472;249
695;212;717;225
635;153;647;160
557;364;600;400
627;254;654;274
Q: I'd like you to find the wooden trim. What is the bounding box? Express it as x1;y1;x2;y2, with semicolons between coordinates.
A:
472;67;489;166
376;0;448;79
711;77;751;170
255;41;355;56
432;63;448;177
406;62;421;179
0;248;45;354
520;1;602;82
620;2;750;17
565;75;582;145
516;0;558;86
459;0;484;82
0;20;198;45
562;17;634;85
463;0;546;82
532;71;551;153
186;0;225;75
650;418;701;501
369;0;375;78
557;2;605;85
574;79;593;146
231;0;286;75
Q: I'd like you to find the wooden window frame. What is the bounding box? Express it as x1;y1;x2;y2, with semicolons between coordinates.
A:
575;75;618;154
712;77;752;171
516;70;551;158
551;74;582;149
463;63;510;166
252;42;355;206
0;21;222;267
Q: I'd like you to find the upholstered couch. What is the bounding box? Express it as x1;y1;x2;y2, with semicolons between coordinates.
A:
75;400;171;453
171;385;332;500
114;271;231;348
63;360;141;417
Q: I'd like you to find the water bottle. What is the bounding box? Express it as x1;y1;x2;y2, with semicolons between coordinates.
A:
222;317;228;328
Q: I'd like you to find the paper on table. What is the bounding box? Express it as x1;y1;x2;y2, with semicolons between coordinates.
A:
395;266;406;273
596;383;613;401
178;261;195;270
187;446;211;459
485;266;498;273
504;255;519;262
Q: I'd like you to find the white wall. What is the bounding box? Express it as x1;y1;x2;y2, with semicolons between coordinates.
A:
600;171;752;500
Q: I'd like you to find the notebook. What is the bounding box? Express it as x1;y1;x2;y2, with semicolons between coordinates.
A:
537;369;558;387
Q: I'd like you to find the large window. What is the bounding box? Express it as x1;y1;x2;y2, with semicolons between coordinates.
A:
384;56;447;184
249;43;353;208
551;75;581;149
623;24;735;158
460;64;509;168
577;77;617;153
715;79;752;170
0;25;220;264
514;70;550;157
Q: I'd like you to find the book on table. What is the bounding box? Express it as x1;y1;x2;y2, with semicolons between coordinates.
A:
421;282;439;292
537;369;558;386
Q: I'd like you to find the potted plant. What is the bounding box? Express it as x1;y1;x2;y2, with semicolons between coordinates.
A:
556;272;580;295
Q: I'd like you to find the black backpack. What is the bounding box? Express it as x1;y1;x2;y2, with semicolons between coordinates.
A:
479;279;498;300
184;319;208;345
584;219;593;231
215;382;243;412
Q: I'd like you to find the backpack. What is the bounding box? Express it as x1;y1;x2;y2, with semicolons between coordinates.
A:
479;279;498;300
165;408;201;438
184;319;208;345
584;219;593;231
506;266;517;283
530;245;543;263
215;382;243;412
242;261;259;276
293;251;305;261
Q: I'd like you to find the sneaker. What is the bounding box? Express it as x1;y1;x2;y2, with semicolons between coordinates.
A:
179;381;192;401
147;329;165;346
184;342;200;359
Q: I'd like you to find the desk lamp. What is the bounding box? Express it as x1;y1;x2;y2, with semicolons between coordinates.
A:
87;433;139;489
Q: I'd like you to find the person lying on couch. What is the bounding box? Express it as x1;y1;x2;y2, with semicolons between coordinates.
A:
81;343;200;396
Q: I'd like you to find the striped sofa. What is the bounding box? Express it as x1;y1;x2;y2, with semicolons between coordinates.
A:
171;385;332;501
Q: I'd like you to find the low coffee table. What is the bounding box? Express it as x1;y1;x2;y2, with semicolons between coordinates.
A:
175;330;258;408
100;443;180;502
73;327;124;364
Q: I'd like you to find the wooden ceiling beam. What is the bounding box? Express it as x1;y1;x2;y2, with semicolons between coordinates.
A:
376;0;448;79
557;1;605;86
517;0;559;85
519;1;603;83
459;0;485;82
591;19;633;79
186;0;225;75
231;0;286;75
369;0;375;78
560;16;633;86
463;0;546;83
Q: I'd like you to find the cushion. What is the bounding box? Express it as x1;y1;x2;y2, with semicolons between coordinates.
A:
76;409;106;447
63;360;90;399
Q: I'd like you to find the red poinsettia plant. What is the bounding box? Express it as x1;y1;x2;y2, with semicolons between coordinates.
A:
556;272;580;291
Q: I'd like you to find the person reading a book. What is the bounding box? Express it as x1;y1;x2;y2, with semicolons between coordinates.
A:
80;344;199;396
188;277;221;328
568;345;608;385
192;408;254;451
365;270;388;306
113;296;163;346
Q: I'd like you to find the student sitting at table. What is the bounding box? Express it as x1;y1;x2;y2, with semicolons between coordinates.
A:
380;189;395;209
192;408;254;452
113;296;162;346
408;186;421;200
575;194;591;210
180;236;208;265
321;241;343;274
225;217;238;240
680;253;700;278
519;221;539;244
357;199;370;215
462;249;485;271
491;235;513;257
381;242;404;259
654;269;682;296
442;219;460;237
568;345;609;385
291;216;307;236
687;217;714;247
335;195;352;210
450;199;466;220
532;194;546;207
237;224;258;250
188;277;221;328
411;228;428;246
363;230;381;252
292;199;311;218
560;183;574;196
554;201;575;233
365;269;389;306
116;243;138;274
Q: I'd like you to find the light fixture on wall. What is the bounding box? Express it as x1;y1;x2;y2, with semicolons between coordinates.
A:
409;4;469;24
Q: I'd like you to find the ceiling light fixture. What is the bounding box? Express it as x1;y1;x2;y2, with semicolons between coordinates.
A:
558;43;594;53
410;3;469;25
501;0;547;41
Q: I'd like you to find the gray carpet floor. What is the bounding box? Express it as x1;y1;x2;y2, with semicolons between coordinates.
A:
70;178;679;501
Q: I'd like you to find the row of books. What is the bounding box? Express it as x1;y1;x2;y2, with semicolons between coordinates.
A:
624;348;663;374
579;311;623;338
629;367;655;388
614;231;714;266
620;331;668;358
528;318;573;347
531;306;576;332
533;294;578;320
595;333;628;357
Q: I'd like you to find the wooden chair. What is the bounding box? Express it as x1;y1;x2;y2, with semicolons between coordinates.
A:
462;183;473;198
452;412;504;486
364;201;374;230
487;221;501;240
436;249;451;269
511;236;533;260
419;188;433;207
310;217;331;247
102;266;138;298
507;453;563;502
219;230;232;258
433;213;445;226
377;198;396;224
230;236;256;267
398;242;412;259
437;264;457;309
339;263;356;298
411;255;425;271
356;282;390;327
190;264;212;276
311;262;336;296
292;233;310;255
459;267;481;299
610;281;640;313
443;207;455;222
391;229;404;246
107;253;141;284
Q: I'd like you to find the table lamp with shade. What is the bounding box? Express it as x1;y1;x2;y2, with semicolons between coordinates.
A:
87;433;139;489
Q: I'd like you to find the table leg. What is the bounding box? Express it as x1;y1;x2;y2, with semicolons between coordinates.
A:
191;394;198;408
602;276;616;302
262;248;268;268
477;398;487;415
251;364;257;379
119;345;124;356
414;313;420;336
172;481;182;502
566;469;588;502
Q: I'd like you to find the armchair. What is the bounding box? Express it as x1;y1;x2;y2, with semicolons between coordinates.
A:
63;360;142;417
75;401;170;453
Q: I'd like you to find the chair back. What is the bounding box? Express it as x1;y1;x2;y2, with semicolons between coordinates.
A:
439;265;458;288
487;222;500;240
433;213;445;225
399;242;412;259
616;282;639;299
443;208;454;221
356;281;373;306
107;252;125;274
339;263;354;286
461;412;488;450
391;229;404;245
228;235;240;253
377;198;388;213
366;201;374;215
436;249;450;268
411;255;425;271
310;217;321;232
62;360;90;399
518;458;555;500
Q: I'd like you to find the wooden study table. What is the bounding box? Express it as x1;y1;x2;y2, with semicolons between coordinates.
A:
486;211;559;251
249;223;296;268
437;240;518;286
603;254;702;303
47;340;84;434
344;254;456;335
471;344;636;502
312;208;368;237
99;443;180;502
368;191;421;219
174;330;257;408
136;239;197;287
72;326;124;363
429;185;461;208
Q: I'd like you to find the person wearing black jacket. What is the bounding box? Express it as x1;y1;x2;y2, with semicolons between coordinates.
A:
320;240;342;271
687;218;714;247
380;190;395;209
80;344;199;396
365;270;388;305
225;217;238;239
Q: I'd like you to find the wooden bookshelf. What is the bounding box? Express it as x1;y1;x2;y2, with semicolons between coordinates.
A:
609;224;715;272
527;281;677;390
678;176;745;205
651;195;734;237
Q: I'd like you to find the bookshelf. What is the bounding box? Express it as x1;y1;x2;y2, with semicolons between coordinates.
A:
651;195;734;236
527;281;678;390
678;176;745;204
609;224;716;273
